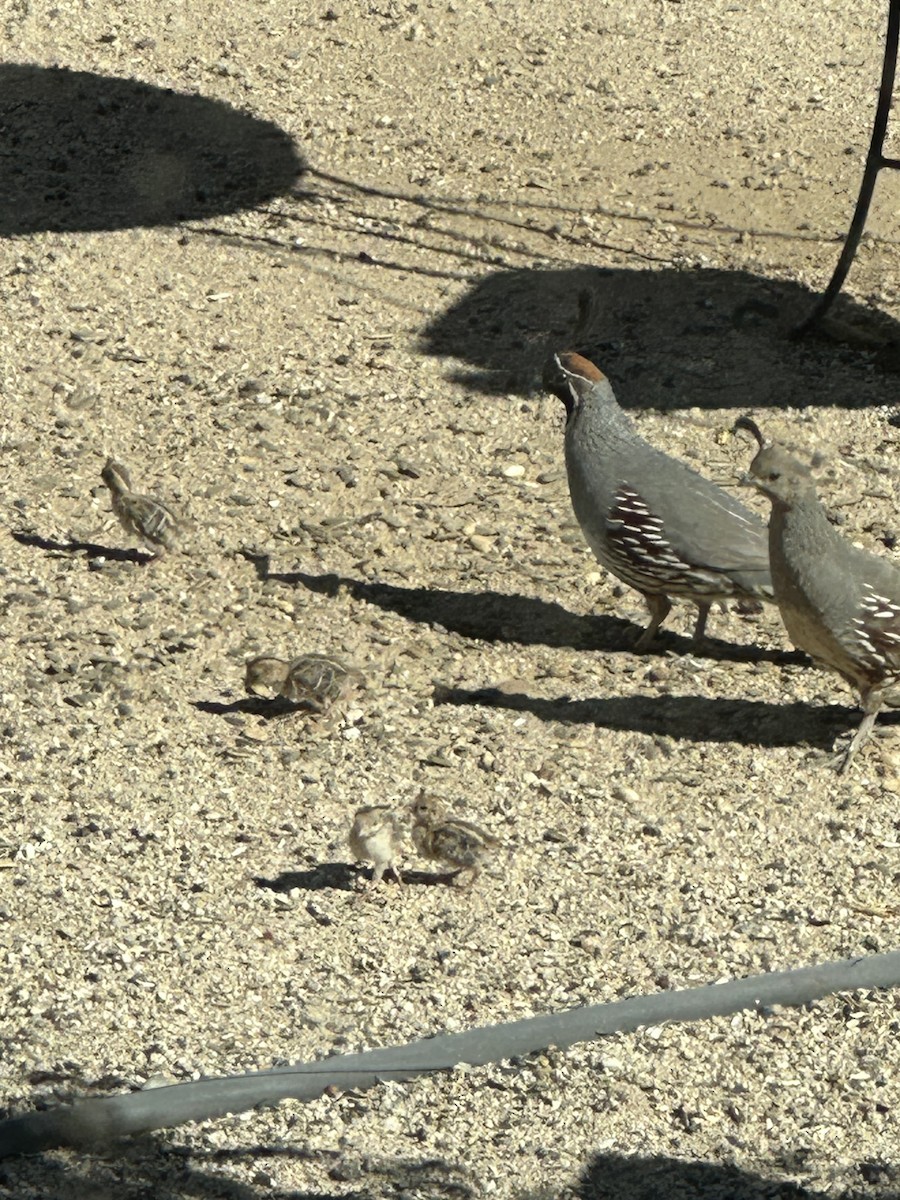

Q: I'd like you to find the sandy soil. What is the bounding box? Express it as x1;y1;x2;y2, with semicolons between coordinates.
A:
3;1;900;1196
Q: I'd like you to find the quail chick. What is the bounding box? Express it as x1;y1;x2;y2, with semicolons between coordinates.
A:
738;415;900;773
409;794;499;887
349;805;404;886
544;346;772;650
244;655;291;698
282;653;363;713
101;457;181;558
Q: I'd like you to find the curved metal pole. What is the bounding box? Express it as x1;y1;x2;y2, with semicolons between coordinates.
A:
795;0;900;335
2;947;900;1157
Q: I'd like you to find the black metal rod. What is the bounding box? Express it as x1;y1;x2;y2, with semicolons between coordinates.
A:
795;0;900;335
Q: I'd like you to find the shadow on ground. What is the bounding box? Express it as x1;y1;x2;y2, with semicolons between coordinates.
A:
254;559;803;666
573;1150;899;1199
0;63;303;234
0;1139;893;1199
435;683;877;750
417;262;900;405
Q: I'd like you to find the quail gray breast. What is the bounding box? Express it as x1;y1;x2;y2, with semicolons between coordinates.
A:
101;457;180;557
545;352;772;650
737;415;900;773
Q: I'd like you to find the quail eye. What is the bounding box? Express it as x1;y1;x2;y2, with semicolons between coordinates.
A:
766;471;780;482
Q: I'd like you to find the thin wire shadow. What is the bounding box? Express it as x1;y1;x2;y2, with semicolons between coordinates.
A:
434;683;880;751
253;559;803;666
11;529;150;564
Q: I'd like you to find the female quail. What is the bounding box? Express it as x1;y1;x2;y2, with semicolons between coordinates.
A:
101;457;181;559
546;353;772;650
738;416;900;773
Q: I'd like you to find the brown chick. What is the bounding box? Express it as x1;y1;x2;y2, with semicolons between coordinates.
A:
101;457;181;558
348;806;404;887
281;653;363;713
244;655;290;698
409;794;499;888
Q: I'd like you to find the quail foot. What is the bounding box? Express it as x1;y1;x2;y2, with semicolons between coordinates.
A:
545;352;772;650
349;806;404;887
101;458;181;560
409;794;499;888
737;415;900;773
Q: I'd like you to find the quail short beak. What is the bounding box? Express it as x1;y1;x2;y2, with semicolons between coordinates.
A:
738;471;756;488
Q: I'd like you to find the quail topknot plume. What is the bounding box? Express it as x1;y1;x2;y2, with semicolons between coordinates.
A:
737;414;900;773
544;346;773;650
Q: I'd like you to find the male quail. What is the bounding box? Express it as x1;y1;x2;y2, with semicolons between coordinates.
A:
545;353;772;649
348;806;404;886
409;794;499;888
737;416;900;773
101;457;181;559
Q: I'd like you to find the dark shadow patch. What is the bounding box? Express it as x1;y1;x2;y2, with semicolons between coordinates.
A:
190;696;302;720
574;1150;880;1200
255;864;358;893
418;263;900;403
275;566;804;665
0;63;303;234
11;529;151;564
434;683;885;751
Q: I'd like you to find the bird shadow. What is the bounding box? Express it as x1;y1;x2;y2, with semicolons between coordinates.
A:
191;695;307;720
254;865;440;893
11;529;151;564
251;559;805;666
418;262;900;404
433;683;898;751
0;62;303;234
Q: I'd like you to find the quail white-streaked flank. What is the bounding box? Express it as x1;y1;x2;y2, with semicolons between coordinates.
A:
348;806;404;886
545;350;772;650
244;653;362;712
409;794;499;887
101;458;181;558
737;415;900;773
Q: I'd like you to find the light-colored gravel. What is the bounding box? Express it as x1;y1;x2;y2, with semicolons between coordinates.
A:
3;1;900;1196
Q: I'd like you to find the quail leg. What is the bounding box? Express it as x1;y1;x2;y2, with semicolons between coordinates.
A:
689;601;712;649
837;688;884;775
634;593;672;652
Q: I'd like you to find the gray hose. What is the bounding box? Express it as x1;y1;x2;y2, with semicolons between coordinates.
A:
2;947;899;1158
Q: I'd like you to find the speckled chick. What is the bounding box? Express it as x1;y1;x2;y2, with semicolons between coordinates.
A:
244;655;290;698
101;457;181;558
281;653;363;713
409;794;499;888
349;806;404;886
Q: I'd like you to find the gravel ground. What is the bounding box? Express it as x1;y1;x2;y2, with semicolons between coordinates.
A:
3;2;900;1197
